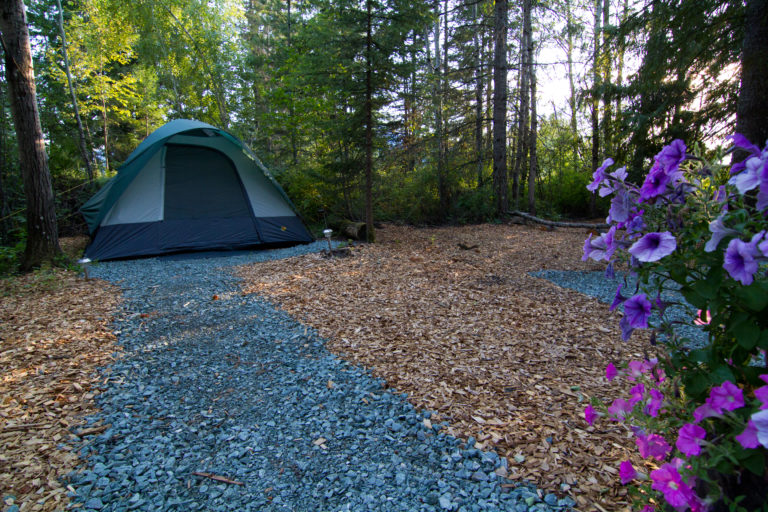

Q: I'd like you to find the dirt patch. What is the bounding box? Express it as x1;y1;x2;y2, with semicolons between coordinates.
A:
238;223;656;511
0;238;120;512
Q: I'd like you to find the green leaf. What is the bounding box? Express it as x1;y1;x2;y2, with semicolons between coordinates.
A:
736;446;765;476
690;278;719;300
681;287;708;309
730;314;761;350
734;282;768;312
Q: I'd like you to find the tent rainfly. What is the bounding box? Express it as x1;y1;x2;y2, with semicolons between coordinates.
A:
81;119;313;260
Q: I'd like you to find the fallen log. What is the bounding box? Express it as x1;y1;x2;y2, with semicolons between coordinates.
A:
507;210;608;230
338;220;369;241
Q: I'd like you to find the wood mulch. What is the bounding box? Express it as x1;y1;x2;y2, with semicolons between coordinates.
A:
0;237;120;512
237;223;657;511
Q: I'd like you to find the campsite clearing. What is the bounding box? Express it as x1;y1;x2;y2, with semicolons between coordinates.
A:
238;223;655;511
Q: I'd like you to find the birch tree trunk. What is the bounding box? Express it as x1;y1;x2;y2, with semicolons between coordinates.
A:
0;0;62;269
528;56;538;215
492;0;508;215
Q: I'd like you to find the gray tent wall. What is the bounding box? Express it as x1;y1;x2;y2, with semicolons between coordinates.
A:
82;120;313;260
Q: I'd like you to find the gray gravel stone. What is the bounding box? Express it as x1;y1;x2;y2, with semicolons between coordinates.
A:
64;244;571;511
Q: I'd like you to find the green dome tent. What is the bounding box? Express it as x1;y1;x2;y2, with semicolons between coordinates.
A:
81;119;313;260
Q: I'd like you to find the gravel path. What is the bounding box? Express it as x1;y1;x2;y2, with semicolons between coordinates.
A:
65;243;571;512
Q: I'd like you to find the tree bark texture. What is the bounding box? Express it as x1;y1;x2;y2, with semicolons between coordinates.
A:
0;0;62;269
492;0;508;215
735;0;768;149
55;0;94;182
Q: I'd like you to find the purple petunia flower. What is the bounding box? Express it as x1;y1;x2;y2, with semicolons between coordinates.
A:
629;232;677;262
693;402;720;423
656;139;687;172
625;209;646;236
645;389;664;417
650;464;698;509
608;398;633;420
707;381;744;413
676;423;706;456
736;420;760;449
629;383;646;406
584;405;598;426
639;162;672;201
619;460;637;485
723;238;760;285
751;409;768;448
704;214;738;253
608;189;632;224
755;385;768;410
619;316;634;341
587;158;614;192
624;294;652;329
605;363;618;382
610;284;626;312
637;433;671;460
729;154;765;194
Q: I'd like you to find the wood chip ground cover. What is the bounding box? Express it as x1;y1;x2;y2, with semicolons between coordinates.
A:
1;237;120;512
238;224;657;511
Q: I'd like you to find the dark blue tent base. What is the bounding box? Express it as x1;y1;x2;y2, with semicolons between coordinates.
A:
85;216;313;261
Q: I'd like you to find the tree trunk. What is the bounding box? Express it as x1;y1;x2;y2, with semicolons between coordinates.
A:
528;60;538;215
566;0;578;137
492;0;508;216
589;0;602;217
0;0;62;269
514;0;531;210
55;0;94;182
473;0;484;188
601;0;612;156
735;0;768;151
364;0;375;242
0;48;11;243
433;0;447;217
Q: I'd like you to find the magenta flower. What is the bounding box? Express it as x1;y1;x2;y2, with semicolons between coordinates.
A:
755;386;768;410
627;359;652;381
760;374;768;385
645;389;664;417
584;405;598;426
724;238;760;285
636;433;671;460
619;460;638;484
707;381;744;413
624;294;652;329
736;420;760;449
693;402;720;423
751;409;768;448
650;464;697;508
629;231;677;262
629;383;646;406
693;309;711;326
641;506;655;512
605;363;618;382
608;398;633;420
676;423;706;456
